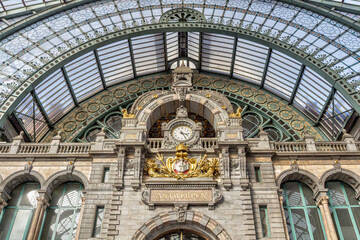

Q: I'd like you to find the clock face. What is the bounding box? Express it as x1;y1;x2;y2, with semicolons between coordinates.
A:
172;126;193;141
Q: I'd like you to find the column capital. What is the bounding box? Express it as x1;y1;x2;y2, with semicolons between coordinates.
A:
316;196;329;206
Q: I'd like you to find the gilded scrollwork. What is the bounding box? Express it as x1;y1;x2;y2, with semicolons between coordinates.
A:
144;144;220;180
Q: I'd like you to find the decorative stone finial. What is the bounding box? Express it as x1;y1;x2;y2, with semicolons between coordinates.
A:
342;129;352;138
14;131;24;140
258;126;267;135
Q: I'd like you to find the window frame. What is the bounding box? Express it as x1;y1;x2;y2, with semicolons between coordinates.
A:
259;205;271;238
326;181;360;240
282;181;327;240
0;182;39;240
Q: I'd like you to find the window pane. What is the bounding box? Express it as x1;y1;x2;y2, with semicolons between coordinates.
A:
54;209;76;239
351;207;360;231
0;208;15;239
344;183;358;205
284;182;302;206
62;183;81;207
20;183;39;207
40;209;58;240
327;182;346;206
260;207;270;237
93;207;104;237
307;208;325;240
291;209;310;240
336;208;357;239
302;184;315;206
7;185;22;206
103;168;110;183
9;209;32;239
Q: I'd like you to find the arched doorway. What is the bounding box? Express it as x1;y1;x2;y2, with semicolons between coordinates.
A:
156;229;208;240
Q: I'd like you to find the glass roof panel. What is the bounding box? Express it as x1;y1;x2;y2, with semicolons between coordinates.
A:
293;68;332;121
131;34;165;76
188;32;199;61
233;38;269;85
64;52;103;101
319;91;353;140
15;93;49;141
97;40;134;86
264;50;302;101
201;33;234;75
35;69;74;123
166;32;178;61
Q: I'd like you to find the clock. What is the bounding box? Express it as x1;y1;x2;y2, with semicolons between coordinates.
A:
172;125;193;141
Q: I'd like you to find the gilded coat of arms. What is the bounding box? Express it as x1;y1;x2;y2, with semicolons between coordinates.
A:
144;143;220;180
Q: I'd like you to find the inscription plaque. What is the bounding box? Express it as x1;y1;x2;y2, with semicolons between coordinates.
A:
150;189;212;203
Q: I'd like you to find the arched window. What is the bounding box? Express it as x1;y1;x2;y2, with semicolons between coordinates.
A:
39;182;83;240
326;181;360;239
243;113;262;138
0;182;39;240
157;229;207;240
282;181;326;240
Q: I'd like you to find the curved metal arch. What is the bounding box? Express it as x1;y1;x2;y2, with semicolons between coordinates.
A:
276;168;323;195
1;0;360;42
1;24;359;130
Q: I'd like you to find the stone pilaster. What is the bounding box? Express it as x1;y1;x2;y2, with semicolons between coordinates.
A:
27;192;50;240
316;196;338;240
75;195;86;239
220;146;232;190
279;195;290;240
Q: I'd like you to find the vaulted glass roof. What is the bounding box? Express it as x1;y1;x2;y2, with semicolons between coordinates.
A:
12;32;354;142
0;0;359;142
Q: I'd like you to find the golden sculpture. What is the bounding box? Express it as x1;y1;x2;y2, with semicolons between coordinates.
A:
121;109;135;118
229;107;243;117
144;143;220;180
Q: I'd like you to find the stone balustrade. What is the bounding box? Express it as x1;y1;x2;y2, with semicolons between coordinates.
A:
201;138;218;149
0;136;359;155
274;142;307;152
18;144;50;154
58;143;91;154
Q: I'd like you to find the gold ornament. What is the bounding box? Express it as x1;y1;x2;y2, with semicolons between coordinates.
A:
221;105;227;109
153;94;158;98
144;143;220;180
138;106;143;110
206;94;211;98
229;107;243;118
122;109;135;118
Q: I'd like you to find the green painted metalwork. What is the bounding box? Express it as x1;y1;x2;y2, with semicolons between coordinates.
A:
94;49;107;90
282;181;327;240
260;49;273;89
31;91;53;129
0;182;39;240
38;182;83;240
289;65;306;105
44;72;327;143
259;206;271;238
61;67;79;107
326;181;360;240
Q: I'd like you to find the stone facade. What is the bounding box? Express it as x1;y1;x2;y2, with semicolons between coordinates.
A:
0;67;359;240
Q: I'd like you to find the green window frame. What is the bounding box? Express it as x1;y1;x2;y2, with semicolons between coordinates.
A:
38;182;83;240
92;206;104;238
326;181;360;240
259;206;270;237
0;182;39;240
102;167;110;183
282;181;327;240
255;166;261;182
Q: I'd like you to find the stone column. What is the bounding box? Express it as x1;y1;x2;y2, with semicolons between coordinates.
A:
75;195;86;239
27;195;49;240
316;196;338;240
278;194;290;240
